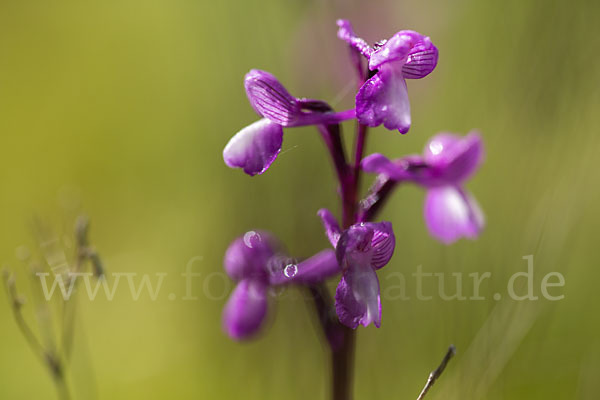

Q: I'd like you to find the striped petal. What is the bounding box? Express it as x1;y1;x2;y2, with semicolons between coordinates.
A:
368;30;426;70
244;70;300;126
366;221;395;270
402;40;438;79
335;221;395;270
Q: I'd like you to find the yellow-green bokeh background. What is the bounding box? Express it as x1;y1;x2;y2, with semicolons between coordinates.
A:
1;0;599;399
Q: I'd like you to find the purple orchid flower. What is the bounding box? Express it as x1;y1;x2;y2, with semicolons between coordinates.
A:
362;132;485;244
223;70;355;176
222;230;341;340
337;19;438;134
318;209;395;329
218;17;484;398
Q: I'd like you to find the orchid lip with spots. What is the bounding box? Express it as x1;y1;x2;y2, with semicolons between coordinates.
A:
221;18;483;400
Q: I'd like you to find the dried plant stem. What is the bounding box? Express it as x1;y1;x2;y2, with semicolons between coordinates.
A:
54;372;72;400
3;271;46;363
3;270;73;400
61;296;78;361
416;345;456;400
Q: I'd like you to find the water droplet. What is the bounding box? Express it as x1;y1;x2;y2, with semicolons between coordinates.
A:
283;264;298;278
243;231;260;248
429;141;444;155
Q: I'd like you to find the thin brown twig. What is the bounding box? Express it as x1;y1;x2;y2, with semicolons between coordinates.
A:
2;269;47;363
416;345;457;400
61;294;78;362
3;215;103;400
3;268;72;400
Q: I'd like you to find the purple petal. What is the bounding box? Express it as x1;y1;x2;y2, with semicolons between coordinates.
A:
223;119;283;176
244;70;300;126
369;30;426;71
363;221;395;269
424;132;484;184
361;153;411;180
335;224;374;267
317;208;342;247
224;230;280;281
335;265;382;328
402;39;439;79
222;280;268;340
336;19;373;58
356;65;411;133
270;249;341;286
424;186;485;244
335;221;395;270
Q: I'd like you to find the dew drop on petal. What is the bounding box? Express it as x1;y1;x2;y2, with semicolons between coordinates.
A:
283;264;298;278
243;230;260;248
429;141;444;155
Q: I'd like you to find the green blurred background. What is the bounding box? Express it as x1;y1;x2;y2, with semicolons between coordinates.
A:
1;0;599;399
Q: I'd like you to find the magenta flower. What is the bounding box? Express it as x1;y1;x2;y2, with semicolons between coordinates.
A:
337;20;438;134
318;209;395;328
222;230;340;340
223;70;355;176
362;132;485;244
219;17;484;397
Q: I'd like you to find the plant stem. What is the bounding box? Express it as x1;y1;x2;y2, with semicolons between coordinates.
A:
359;178;398;222
307;283;356;400
3;271;72;400
331;326;355;400
331;123;368;400
312;70;372;398
416;345;456;400
351;122;368;220
53;372;72;400
298;109;356;126
317;124;349;189
353;123;368;182
307;283;342;351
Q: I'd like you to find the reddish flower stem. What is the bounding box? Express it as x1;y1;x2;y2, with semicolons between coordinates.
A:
310;62;373;400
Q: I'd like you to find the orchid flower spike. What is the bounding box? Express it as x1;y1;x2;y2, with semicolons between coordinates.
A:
223;70;355;176
222;230;341;340
362;132;485;244
318;209;395;328
337;19;438;134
